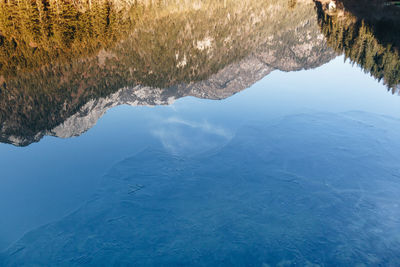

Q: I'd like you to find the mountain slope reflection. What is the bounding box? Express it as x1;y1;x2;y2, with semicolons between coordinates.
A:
0;0;335;146
1;0;399;147
3;112;400;266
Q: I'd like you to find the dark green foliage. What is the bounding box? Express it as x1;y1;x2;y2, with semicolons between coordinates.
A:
316;1;400;92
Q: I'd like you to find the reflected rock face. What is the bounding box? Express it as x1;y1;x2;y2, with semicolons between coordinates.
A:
315;0;400;91
3;112;400;265
0;0;335;146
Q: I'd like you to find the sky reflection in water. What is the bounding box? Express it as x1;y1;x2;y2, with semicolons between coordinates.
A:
1;56;400;265
0;0;400;265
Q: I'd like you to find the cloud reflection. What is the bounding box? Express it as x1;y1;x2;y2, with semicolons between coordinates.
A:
152;117;233;155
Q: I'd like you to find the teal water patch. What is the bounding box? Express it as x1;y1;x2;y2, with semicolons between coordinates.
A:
3;112;400;266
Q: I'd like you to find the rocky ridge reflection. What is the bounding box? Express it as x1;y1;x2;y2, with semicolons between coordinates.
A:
0;0;337;146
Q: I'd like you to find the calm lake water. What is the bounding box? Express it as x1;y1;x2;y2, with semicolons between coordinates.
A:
1;0;400;265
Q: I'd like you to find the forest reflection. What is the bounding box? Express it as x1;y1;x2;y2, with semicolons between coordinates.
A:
316;0;400;92
0;0;398;146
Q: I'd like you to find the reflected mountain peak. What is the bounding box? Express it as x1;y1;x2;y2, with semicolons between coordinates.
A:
1;2;400;265
0;0;399;146
0;0;336;146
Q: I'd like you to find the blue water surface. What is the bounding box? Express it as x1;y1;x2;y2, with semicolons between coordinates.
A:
1;57;400;265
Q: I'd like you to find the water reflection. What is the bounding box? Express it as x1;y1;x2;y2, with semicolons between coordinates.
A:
0;0;399;147
2;0;335;146
3;112;400;266
315;0;400;92
1;1;400;264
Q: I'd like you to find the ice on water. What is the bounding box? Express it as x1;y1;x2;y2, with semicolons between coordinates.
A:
3;112;400;266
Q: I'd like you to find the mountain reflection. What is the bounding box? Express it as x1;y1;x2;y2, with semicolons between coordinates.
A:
0;0;398;146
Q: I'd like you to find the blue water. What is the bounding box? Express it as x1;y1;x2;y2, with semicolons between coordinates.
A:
1;57;400;265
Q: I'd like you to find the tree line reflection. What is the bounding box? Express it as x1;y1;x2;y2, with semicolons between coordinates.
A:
315;0;400;92
0;0;398;146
